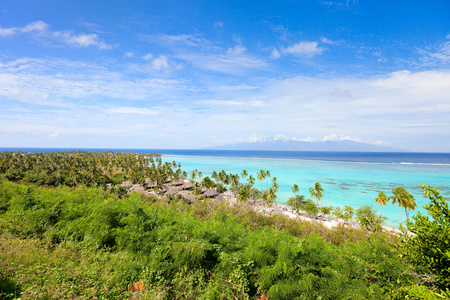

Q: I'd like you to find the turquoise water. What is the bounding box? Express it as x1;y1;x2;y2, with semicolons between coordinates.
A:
162;154;450;227
3;147;449;227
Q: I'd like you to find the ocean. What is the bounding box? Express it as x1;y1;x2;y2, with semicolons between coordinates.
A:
2;147;450;227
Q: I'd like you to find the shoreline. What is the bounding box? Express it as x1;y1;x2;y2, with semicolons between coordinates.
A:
223;194;402;234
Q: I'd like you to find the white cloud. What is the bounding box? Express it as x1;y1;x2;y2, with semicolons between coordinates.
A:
0;27;17;37
0;21;115;49
248;132;267;143
419;37;450;66
21;21;48;33
203;100;243;106
144;33;212;49
143;34;266;74
1;54;450;151
142;53;153;60
177;45;267;74
227;45;246;55
152;55;169;70
105;107;161;116
124;52;134;58
429;41;450;62
271;48;281;59
0;57;188;106
400;123;450;127
320;37;335;44
55;32;114;49
283;41;323;56
323;134;362;142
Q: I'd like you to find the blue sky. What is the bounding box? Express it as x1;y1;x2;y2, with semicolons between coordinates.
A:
1;0;450;151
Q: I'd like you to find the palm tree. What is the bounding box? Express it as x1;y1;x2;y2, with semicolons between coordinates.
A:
272;182;279;192
292;184;299;195
248;175;255;188
375;192;388;220
241;170;248;182
247;175;256;200
266;187;277;206
257;170;266;194
265;170;271;190
309;182;324;207
404;192;417;220
237;189;250;203
211;171;218;184
230;174;240;195
202;176;214;189
389;187;409;227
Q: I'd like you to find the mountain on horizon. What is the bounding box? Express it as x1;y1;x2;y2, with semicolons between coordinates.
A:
206;139;404;152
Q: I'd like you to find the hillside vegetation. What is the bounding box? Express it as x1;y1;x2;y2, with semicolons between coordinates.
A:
0;151;448;299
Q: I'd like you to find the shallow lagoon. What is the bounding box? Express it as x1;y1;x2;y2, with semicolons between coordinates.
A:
162;152;450;227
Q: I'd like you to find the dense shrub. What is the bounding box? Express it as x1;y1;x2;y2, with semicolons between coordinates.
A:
402;185;450;292
0;180;416;299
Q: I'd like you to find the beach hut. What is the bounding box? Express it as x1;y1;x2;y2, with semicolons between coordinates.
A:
120;181;133;188
144;179;157;189
128;184;150;196
179;191;196;202
165;187;179;196
181;182;194;190
172;179;184;186
161;184;170;193
215;194;225;203
203;188;219;198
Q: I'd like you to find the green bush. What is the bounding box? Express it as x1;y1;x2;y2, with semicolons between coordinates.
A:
402;185;450;291
0;180;415;299
356;205;384;232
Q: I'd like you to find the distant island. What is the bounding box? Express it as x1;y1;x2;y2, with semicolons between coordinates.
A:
206;138;404;152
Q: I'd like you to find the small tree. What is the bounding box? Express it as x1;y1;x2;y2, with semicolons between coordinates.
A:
287;194;306;213
356;205;383;232
332;207;343;220
402;185;450;290
343;206;354;223
302;199;319;217
237;189;250;203
320;206;333;220
332;206;354;223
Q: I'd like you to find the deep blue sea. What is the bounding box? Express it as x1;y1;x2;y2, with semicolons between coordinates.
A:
2;147;450;227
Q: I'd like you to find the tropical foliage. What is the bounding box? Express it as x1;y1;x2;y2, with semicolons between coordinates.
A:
0;151;447;299
0;179;417;299
401;185;450;291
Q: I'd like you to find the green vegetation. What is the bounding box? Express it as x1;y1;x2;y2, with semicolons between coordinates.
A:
0;151;449;299
356;205;384;232
401;185;450;292
0;179;413;299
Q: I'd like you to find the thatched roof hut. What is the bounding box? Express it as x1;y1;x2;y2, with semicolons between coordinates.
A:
203;188;219;198
144;179;157;189
161;184;170;192
165;187;179;196
128;184;150;196
179;191;195;202
129;184;145;192
215;194;225;203
182;182;194;190
120;181;133;188
172;179;185;186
